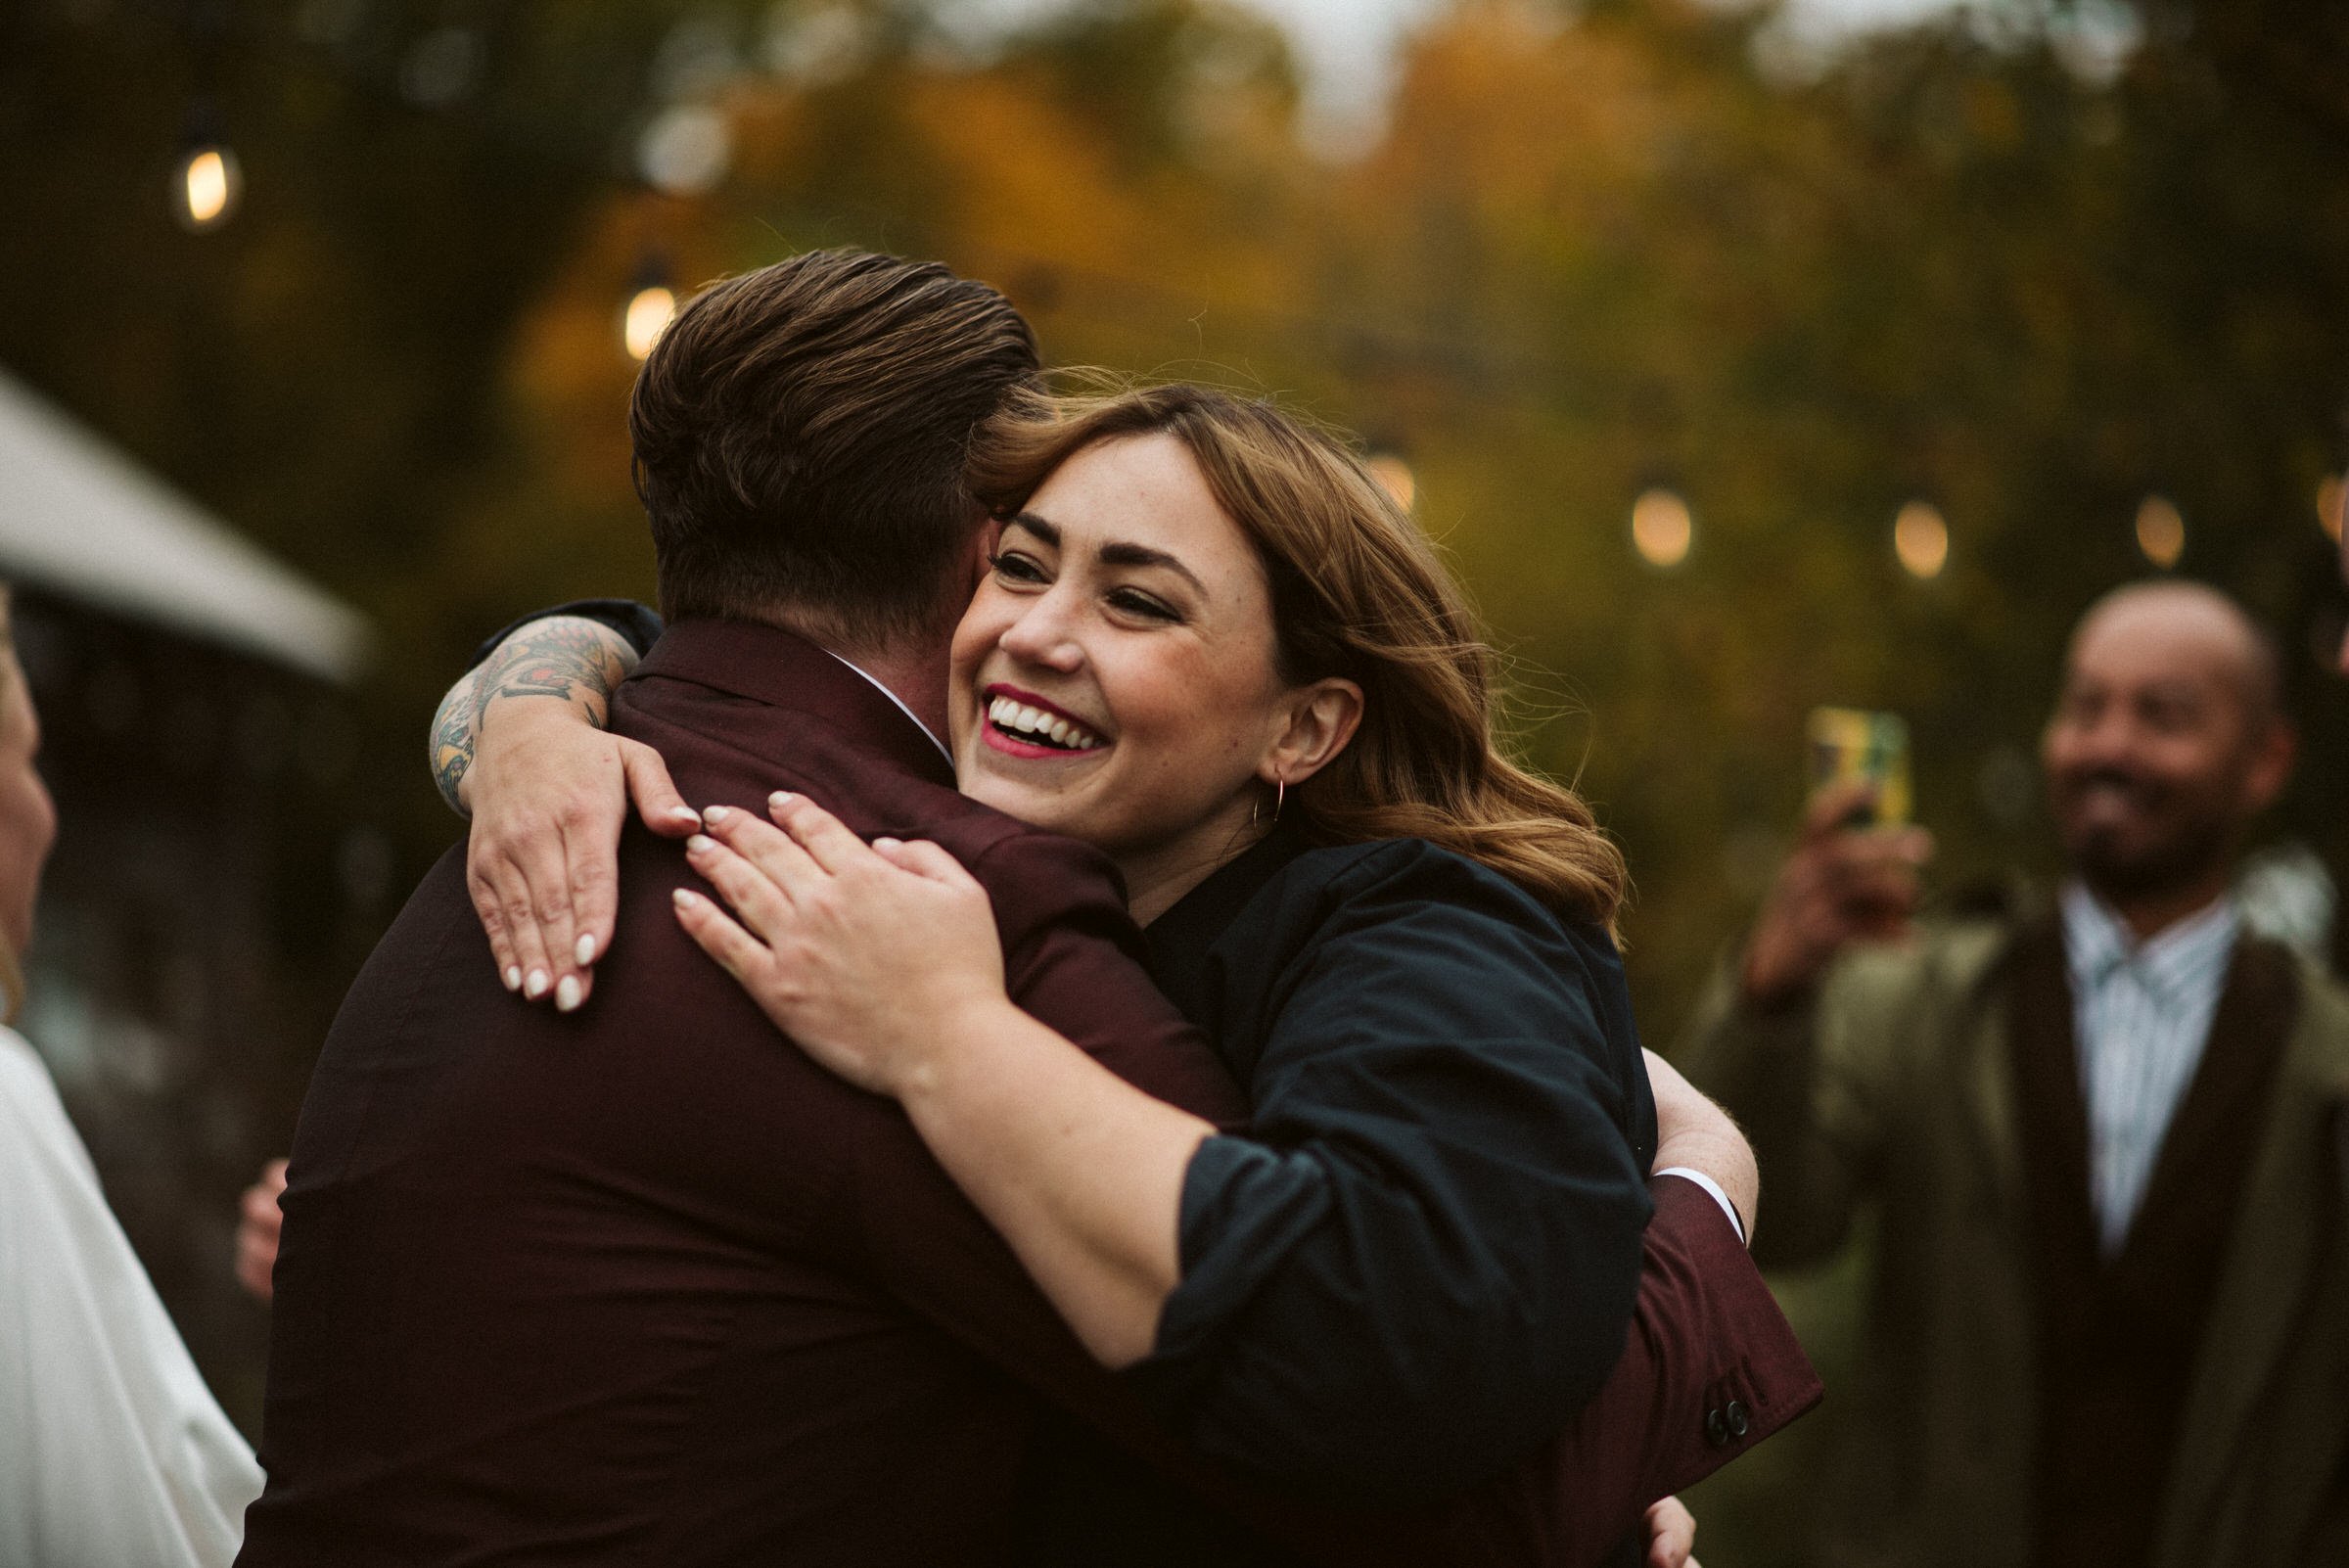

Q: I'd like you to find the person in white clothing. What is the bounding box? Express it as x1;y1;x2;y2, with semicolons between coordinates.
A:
0;587;262;1568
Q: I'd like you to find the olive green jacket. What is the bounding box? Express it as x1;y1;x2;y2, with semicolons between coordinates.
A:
1680;912;2349;1568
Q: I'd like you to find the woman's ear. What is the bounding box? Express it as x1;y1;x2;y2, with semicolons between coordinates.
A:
1265;678;1363;788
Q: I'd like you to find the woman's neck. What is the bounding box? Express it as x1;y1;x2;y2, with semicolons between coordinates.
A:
1120;804;1269;927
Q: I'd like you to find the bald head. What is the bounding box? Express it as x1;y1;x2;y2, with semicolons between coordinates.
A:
2068;580;2283;734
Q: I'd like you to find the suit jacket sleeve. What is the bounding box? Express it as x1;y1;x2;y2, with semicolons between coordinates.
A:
1507;1174;1823;1563
1235;1176;1824;1568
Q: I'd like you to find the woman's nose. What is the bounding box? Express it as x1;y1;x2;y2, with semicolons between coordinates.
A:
997;594;1084;671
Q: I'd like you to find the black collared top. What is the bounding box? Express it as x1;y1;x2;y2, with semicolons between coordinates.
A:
1127;825;1657;1499
1018;826;1658;1564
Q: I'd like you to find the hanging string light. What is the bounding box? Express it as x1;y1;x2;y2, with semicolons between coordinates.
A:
173;100;242;233
622;251;677;361
1893;501;1950;579
1631;487;1692;568
2136;495;2186;569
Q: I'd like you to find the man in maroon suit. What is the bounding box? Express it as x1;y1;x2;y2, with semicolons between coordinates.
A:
240;249;1813;1567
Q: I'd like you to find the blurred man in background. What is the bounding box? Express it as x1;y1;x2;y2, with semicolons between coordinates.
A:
1683;579;2349;1568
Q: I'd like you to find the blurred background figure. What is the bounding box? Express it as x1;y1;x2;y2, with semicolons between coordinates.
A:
0;585;263;1567
1681;580;2348;1568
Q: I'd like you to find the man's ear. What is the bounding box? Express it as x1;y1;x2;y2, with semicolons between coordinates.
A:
2243;719;2297;815
1265;678;1363;789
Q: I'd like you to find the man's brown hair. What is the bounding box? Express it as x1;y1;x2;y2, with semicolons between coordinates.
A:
630;249;1038;643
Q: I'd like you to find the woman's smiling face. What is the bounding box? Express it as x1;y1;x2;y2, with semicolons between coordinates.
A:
949;433;1310;911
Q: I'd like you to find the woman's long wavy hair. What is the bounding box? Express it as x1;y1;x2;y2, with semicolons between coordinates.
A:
965;383;1629;935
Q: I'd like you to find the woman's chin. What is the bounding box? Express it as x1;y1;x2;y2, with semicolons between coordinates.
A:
960;765;1085;835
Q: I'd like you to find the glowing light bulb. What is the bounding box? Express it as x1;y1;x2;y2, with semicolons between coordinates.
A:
623;286;677;360
175;145;241;232
1894;501;1949;579
1365;455;1416;512
2136;495;2185;569
1631;488;1692;568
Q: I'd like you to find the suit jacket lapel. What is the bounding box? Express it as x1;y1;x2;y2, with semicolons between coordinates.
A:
2158;957;2349;1562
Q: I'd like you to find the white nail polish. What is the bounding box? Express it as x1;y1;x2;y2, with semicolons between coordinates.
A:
503;966;522;992
576;934;597;966
555;975;582;1012
671;807;703;826
525;969;549;999
672;888;696;908
687;835;716;854
703;805;732;825
769;790;796;807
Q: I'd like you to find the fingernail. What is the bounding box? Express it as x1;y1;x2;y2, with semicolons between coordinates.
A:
703;805;731;825
503;965;522;992
769;791;795;808
672;888;700;909
555;975;583;1012
874;837;901;852
525;969;550;999
576;934;597;966
687;835;716;855
670;807;703;826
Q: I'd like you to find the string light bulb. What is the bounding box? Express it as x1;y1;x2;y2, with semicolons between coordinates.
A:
1631;488;1692;568
1893;501;1950;579
2136;495;2186;569
172;102;242;234
622;285;676;360
622;249;678;361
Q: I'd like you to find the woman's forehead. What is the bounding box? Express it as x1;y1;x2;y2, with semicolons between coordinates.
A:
1027;434;1250;570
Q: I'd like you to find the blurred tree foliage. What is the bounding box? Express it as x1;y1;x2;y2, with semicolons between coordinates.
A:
3;0;2347;1552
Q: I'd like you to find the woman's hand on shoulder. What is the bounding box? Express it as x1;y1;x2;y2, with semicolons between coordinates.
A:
671;793;1008;1099
466;699;699;1011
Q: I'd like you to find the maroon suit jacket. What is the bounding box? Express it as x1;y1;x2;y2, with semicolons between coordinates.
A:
240;620;1816;1567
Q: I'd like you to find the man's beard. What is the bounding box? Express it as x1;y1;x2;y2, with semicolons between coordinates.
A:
2056;765;2235;904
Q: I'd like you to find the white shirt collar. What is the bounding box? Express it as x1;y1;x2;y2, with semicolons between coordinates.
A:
823;650;954;770
2060;880;2239;998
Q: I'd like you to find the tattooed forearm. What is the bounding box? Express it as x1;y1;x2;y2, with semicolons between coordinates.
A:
429;617;640;816
431;668;484;814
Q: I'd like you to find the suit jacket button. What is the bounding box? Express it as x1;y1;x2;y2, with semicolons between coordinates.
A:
1726;1400;1750;1438
1704;1407;1729;1448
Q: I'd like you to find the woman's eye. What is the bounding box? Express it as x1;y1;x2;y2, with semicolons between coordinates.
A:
990;552;1048;585
1109;589;1179;623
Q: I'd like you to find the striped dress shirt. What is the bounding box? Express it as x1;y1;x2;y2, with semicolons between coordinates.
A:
2059;883;2241;1256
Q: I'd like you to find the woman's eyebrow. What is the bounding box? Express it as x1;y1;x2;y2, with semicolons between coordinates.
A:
1007;512;1206;593
1005;512;1059;546
1097;542;1205;593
